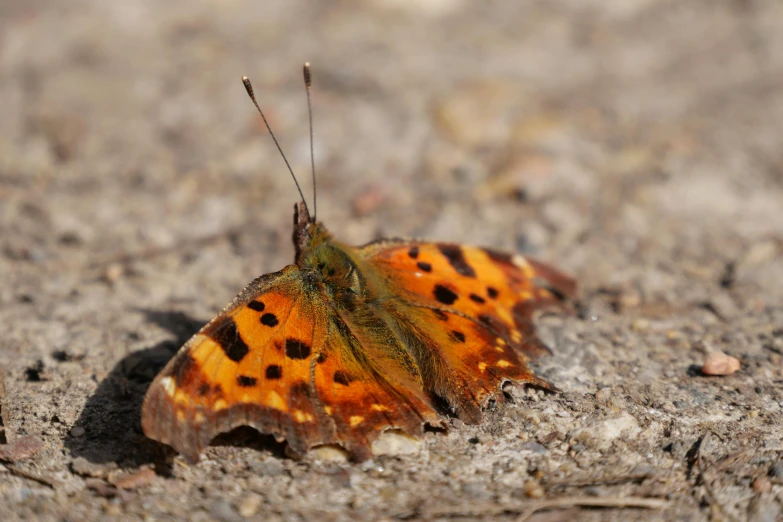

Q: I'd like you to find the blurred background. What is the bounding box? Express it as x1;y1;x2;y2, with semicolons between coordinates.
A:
1;1;783;520
3;0;781;275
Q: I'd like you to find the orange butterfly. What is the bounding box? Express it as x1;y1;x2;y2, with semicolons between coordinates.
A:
142;65;576;463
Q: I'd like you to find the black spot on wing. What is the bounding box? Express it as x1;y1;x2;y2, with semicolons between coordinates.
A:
237;375;257;387
333;370;354;386
198;383;210;396
417;261;432;272
247;300;265;312
450;330;466;343
487;286;499;299
408;246;419;259
438;244;476;278
434;284;458;305
207;319;249;362
316;352;327;364
260;313;279;327
285;338;311;360
469;293;486;304
265;365;282;379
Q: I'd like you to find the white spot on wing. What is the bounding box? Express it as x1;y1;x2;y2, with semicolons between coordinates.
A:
512;254;529;268
160;377;176;397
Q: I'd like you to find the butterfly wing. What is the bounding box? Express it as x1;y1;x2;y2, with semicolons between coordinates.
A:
142;265;439;463
358;240;575;422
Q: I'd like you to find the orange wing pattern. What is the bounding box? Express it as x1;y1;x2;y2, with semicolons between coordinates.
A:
143;238;574;462
141;265;440;463
359;240;576;421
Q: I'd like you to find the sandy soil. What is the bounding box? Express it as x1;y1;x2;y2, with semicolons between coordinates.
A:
1;0;783;520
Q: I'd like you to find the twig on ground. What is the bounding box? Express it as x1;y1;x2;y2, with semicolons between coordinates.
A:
421;496;670;519
545;472;653;489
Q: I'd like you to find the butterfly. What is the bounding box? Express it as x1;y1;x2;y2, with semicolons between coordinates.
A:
141;65;576;463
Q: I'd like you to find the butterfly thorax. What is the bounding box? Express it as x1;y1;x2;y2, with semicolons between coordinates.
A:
292;202;381;307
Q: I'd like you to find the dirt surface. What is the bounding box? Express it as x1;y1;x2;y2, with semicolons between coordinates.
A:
2;0;783;520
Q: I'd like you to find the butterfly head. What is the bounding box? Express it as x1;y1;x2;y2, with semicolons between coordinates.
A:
293;201;331;261
292;200;367;297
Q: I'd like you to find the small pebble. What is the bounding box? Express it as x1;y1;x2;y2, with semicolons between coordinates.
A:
523;480;545;498
112;468;156;490
701;351;741;376
237;493;263;517
70;426;86;437
753;476;772;494
103;263;124;283
595;387;612;403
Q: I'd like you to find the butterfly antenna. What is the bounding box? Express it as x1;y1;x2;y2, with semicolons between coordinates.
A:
241;75;310;217
303;62;317;221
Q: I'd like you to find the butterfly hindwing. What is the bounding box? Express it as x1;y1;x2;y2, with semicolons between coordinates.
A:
359;240;575;419
309;314;440;459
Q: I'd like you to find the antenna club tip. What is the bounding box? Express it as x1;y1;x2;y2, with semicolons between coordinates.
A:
303;63;312;87
242;76;254;97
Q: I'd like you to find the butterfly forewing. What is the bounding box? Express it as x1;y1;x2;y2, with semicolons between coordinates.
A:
142;267;313;461
142;264;442;462
359;240;575;415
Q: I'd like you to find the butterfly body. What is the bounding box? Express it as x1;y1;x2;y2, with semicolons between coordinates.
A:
142;201;575;462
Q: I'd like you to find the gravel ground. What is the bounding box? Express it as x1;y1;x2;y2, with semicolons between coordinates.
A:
1;0;783;520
